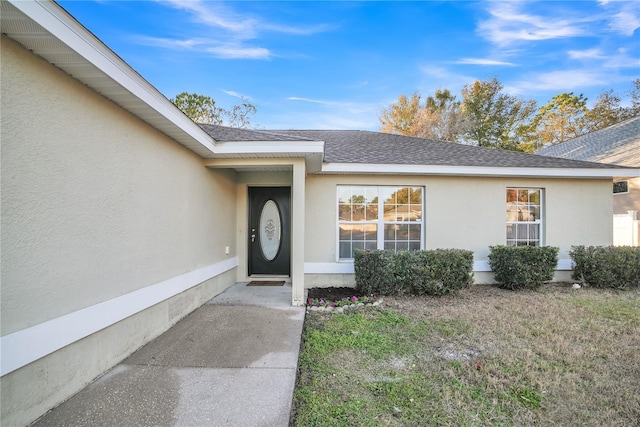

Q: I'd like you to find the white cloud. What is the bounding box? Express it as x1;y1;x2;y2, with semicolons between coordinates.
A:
608;9;640;36
127;1;334;59
134;36;272;59
478;2;587;46
568;48;606;60
455;58;517;66
604;48;640;69
505;69;609;95
288;96;333;105
157;0;333;50
206;45;271;60
222;90;251;100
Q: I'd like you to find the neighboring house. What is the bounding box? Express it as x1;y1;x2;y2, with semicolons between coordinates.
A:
1;1;639;425
537;116;640;245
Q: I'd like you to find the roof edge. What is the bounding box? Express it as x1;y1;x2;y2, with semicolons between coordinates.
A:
320;163;640;178
5;0;215;154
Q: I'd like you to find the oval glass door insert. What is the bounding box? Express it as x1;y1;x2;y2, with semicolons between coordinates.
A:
259;200;282;261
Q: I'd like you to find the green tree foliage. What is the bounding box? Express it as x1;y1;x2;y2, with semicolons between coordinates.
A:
171;92;257;128
585;90;627;131
528;93;589;149
380;79;638;152
460;78;537;151
171;92;223;124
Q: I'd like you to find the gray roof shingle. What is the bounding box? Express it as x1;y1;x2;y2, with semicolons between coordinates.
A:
272;130;624;169
536;115;640;167
200;124;633;170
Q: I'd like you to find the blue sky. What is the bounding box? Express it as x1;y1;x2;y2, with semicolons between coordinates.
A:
58;1;639;130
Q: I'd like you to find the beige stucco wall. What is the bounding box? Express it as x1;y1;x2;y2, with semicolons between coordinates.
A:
304;174;612;285
1;36;237;424
613;177;640;214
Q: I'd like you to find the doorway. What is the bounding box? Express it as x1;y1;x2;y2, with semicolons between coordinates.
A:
248;186;291;276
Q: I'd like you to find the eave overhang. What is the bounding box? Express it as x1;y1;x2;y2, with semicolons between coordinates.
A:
204;140;325;173
1;0;216;157
320;163;640;178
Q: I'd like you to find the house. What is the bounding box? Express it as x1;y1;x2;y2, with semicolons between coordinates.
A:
2;1;639;425
537;116;640;245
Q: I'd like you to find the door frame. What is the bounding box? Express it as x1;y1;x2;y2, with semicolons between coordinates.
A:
247;186;291;277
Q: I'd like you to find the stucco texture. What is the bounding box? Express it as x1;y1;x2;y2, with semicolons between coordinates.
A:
304;174;612;265
1;36;237;335
614;177;640;213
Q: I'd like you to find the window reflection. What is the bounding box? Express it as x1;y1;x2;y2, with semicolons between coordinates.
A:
506;188;542;246
338;185;424;259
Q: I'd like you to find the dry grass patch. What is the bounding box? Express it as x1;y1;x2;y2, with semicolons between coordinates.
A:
292;284;640;426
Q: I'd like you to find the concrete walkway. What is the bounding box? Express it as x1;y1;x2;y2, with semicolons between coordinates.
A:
32;282;306;427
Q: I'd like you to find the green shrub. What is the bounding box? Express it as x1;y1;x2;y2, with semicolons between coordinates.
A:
488;245;559;290
354;249;474;296
570;246;640;289
354;249;396;295
411;249;474;296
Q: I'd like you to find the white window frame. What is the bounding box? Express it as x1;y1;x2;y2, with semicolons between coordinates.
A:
506;187;544;247
336;185;424;260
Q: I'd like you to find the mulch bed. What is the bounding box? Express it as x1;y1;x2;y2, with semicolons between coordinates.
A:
307;287;362;300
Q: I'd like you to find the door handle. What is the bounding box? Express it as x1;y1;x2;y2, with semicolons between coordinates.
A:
251;234;256;242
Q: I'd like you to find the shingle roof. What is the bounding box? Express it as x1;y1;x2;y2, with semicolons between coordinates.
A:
200;124;634;170
536;115;640;167
271;130;623;169
199;124;316;142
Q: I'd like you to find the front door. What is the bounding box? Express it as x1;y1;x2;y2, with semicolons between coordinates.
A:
248;186;291;276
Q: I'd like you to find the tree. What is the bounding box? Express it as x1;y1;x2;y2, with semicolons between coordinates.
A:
225;97;257;128
171;92;224;125
460;78;537;151
528;92;589;149
628;78;640;118
415;89;468;142
171;92;257;128
585;89;626;131
379;93;422;135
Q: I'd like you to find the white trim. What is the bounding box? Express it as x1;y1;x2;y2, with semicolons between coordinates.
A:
207;141;324;173
321;163;640;178
305;262;355;274
0;257;238;376
212;140;325;155
305;259;573;275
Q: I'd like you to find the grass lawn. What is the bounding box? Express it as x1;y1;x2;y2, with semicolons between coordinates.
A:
291;284;640;426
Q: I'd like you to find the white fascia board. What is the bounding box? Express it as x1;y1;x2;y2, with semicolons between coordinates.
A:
321;163;640;178
212;140;325;155
211;140;325;172
9;0;215;153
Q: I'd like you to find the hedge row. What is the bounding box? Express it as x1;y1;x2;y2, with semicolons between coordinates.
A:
353;245;639;295
487;245;559;290
570;245;640;289
354;249;474;296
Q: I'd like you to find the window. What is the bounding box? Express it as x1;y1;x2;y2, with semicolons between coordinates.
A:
613;181;628;194
338;186;423;259
506;188;543;246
